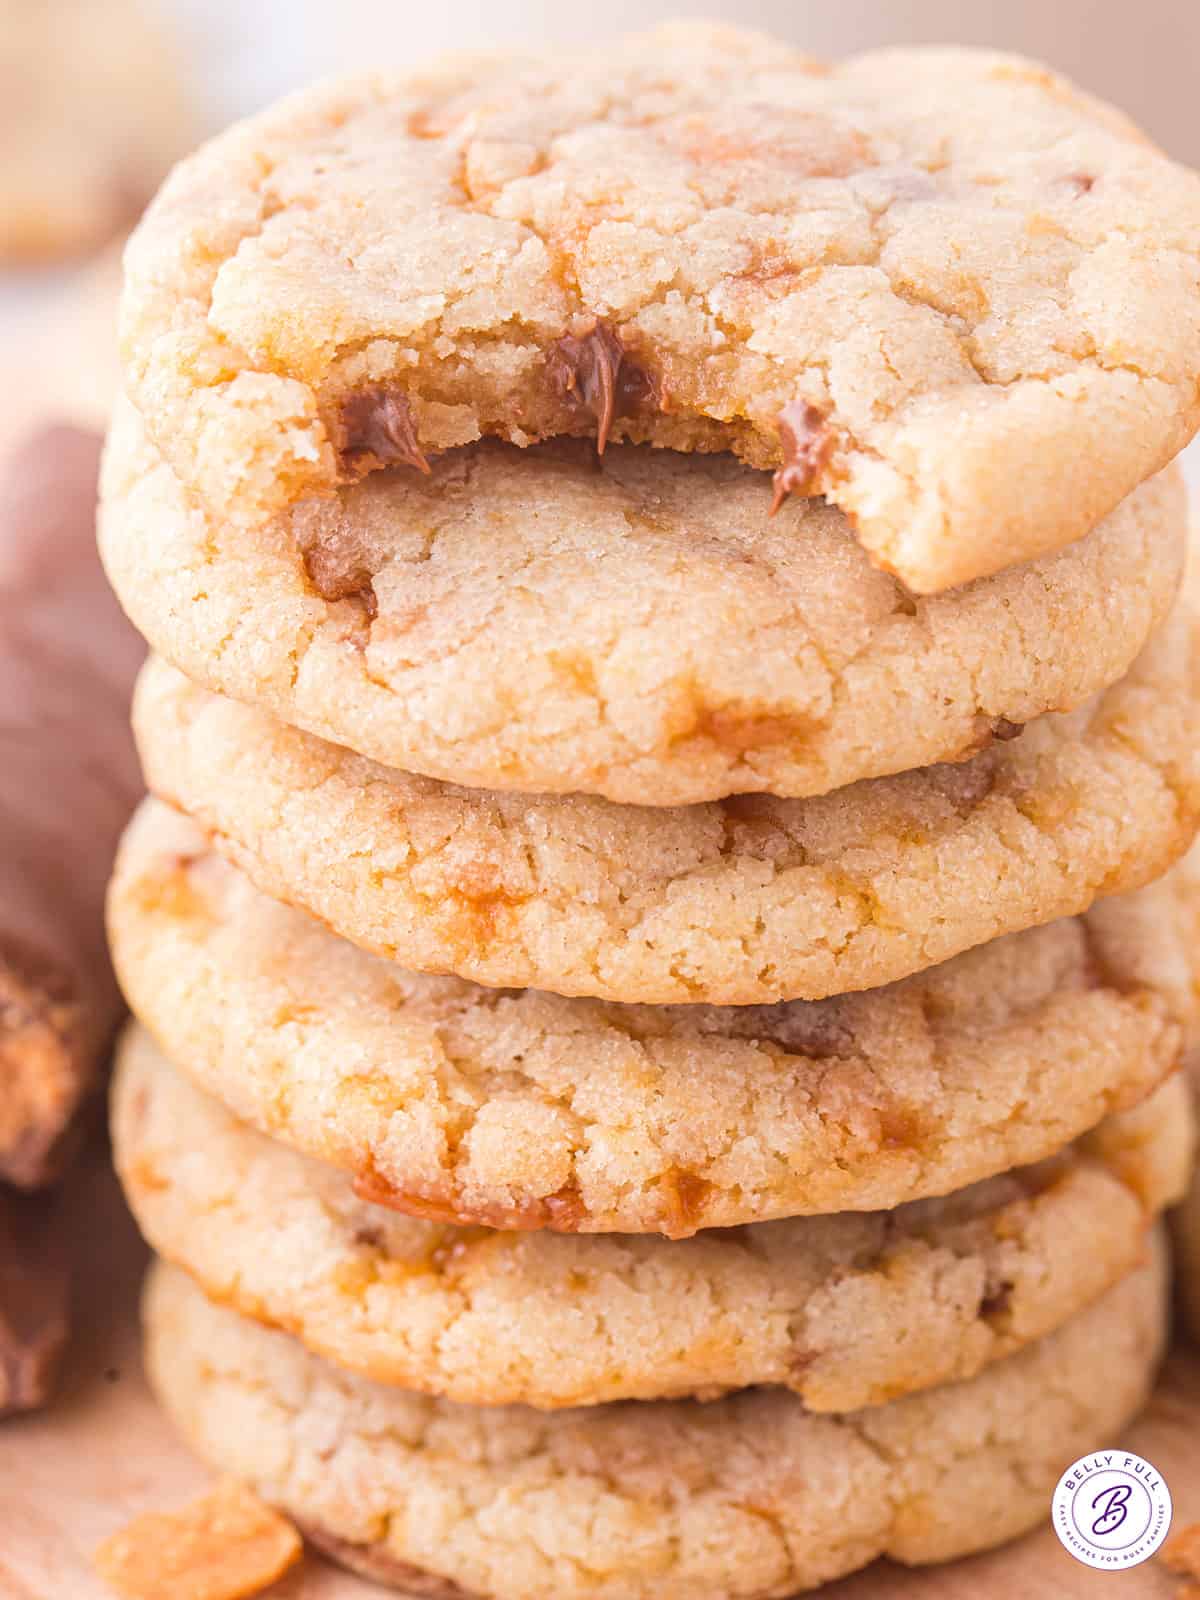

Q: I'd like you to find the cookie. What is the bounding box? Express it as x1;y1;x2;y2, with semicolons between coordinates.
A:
99;400;1187;806
107;802;1186;1237
113;1027;1192;1412
119;25;1200;594
144;1248;1168;1599
130;579;1200;1005
0;0;194;263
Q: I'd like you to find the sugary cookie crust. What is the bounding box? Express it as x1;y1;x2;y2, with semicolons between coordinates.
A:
119;25;1200;592
131;582;1200;1005
107;802;1186;1236
99;400;1187;805
144;1251;1168;1600
114;1030;1192;1411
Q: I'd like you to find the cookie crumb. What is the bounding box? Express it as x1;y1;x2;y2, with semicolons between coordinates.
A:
93;1478;302;1600
768;400;832;514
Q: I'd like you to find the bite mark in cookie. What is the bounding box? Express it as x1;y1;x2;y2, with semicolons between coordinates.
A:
100;398;1190;808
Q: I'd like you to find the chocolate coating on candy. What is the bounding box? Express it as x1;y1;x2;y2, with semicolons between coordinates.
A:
546;319;657;453
769;400;833;515
0;1187;69;1417
336;387;430;477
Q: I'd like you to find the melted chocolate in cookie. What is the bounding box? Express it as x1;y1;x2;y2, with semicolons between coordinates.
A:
769;400;832;514
546;319;658;452
336;387;430;477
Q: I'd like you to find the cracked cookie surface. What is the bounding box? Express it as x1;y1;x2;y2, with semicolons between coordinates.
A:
118;24;1200;592
144;1248;1168;1600
130;576;1200;1005
114;1029;1192;1410
107;803;1186;1236
99;401;1187;805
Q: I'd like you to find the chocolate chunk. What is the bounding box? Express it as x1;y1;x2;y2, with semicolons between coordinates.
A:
727;999;854;1060
943;750;999;811
296;505;381;619
979;1278;1015;1321
301;544;378;619
992;718;1024;742
336;387;430;476
546;319;657;453
0;1186;70;1419
768;400;833;515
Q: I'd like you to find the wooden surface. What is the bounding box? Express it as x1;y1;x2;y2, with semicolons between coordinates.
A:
0;1153;1198;1600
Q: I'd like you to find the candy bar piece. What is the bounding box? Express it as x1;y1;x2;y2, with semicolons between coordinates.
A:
0;425;143;1187
0;1184;69;1417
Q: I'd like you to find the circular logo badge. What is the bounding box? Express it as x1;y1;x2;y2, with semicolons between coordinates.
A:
1052;1452;1172;1570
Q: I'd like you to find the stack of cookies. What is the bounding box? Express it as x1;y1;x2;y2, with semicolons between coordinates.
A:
99;26;1200;1598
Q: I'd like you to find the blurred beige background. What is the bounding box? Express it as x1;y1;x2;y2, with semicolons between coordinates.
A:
169;0;1200;164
